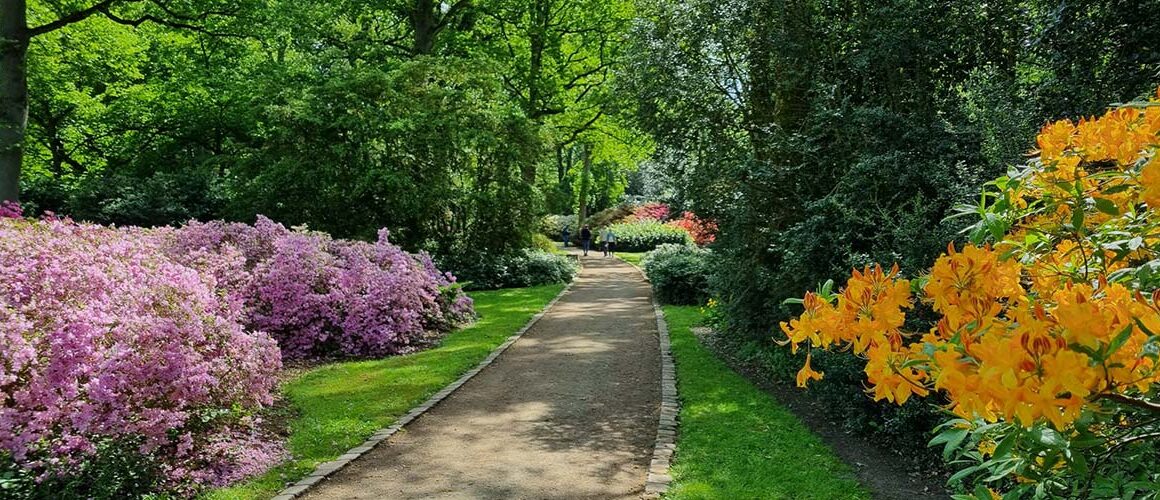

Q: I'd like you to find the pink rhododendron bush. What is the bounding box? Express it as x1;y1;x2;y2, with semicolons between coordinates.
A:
167;217;475;359
629;202;671;222
0;215;473;496
0;217;283;496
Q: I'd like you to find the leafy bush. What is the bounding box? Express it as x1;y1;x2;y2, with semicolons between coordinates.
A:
585;204;635;229
539;214;578;238
782;95;1160;496
532;233;557;252
440;249;578;291
0;218;283;496
642;244;711;305
607;220;693;252
167;218;475;360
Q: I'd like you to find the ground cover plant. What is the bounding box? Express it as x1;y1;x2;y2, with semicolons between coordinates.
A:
661;305;869;499
616;252;646;267
207;284;565;499
782;93;1160;497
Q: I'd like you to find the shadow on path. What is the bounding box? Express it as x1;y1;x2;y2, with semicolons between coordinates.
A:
303;256;661;500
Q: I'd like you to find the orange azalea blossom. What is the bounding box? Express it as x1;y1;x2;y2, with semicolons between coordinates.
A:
781;89;1160;435
795;351;824;388
779;291;839;353
925;243;1022;338
1141;156;1160;208
1037;119;1075;162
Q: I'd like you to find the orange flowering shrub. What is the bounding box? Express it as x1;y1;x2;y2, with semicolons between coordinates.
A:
781;91;1160;498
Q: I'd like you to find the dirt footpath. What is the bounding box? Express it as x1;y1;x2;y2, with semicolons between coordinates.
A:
303;255;661;500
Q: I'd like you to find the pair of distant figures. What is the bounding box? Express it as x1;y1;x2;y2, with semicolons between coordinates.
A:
562;225;616;257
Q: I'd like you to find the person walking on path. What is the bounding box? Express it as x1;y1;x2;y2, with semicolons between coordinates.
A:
602;227;617;257
580;225;592;256
562;225;571;247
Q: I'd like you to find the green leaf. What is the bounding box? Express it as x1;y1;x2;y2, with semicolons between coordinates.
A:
1071;206;1085;232
992;430;1019;459
1070;448;1089;476
1094;197;1120;216
1032;427;1067;448
949;463;984;484
1103;184;1133;195
931;428;970;461
1106;324;1135;356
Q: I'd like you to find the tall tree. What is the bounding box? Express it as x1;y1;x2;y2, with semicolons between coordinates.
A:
0;0;234;202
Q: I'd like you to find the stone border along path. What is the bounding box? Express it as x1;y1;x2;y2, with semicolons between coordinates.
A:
641;277;679;497
615;254;680;497
272;281;576;500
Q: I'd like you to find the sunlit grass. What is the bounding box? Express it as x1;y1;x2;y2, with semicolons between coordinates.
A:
662;306;870;499
616;252;646;267
206;284;565;499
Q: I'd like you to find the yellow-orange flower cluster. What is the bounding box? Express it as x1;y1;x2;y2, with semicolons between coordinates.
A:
781;89;1160;434
780;264;911;388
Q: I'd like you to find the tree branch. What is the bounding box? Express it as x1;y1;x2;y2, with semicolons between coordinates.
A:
1096;393;1160;414
28;0;125;37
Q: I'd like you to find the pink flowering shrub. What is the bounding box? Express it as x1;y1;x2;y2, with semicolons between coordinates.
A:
169;217;474;360
0;200;21;218
630;202;670;222
0;218;283;495
0;215;471;496
667;211;717;246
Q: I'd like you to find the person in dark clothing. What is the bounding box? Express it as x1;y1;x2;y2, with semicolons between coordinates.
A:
580;225;593;256
562;226;571;247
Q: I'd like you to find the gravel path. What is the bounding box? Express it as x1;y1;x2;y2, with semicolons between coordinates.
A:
303;255;661;500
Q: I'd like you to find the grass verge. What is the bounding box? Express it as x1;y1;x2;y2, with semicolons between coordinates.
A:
616;252;646;267
662;305;870;499
207;284;566;500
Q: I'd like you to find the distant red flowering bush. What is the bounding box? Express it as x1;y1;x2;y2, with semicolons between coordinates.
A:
667;211;717;246
630;202;671;222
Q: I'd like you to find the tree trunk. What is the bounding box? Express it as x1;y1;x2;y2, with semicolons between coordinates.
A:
410;0;438;55
577;144;591;223
0;0;28;203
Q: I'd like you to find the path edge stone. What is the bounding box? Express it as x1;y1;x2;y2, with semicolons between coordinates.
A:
272;279;577;500
619;255;680;498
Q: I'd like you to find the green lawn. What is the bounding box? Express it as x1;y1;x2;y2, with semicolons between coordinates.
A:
662;306;870;499
207;284;565;500
616;252;646;267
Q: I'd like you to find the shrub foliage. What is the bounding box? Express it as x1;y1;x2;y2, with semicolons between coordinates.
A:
642;244;712;305
440;249;578;291
783;93;1160;497
607;220;693;252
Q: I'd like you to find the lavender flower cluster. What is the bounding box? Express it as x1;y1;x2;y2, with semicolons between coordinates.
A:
166;217;475;360
1;214;473;495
